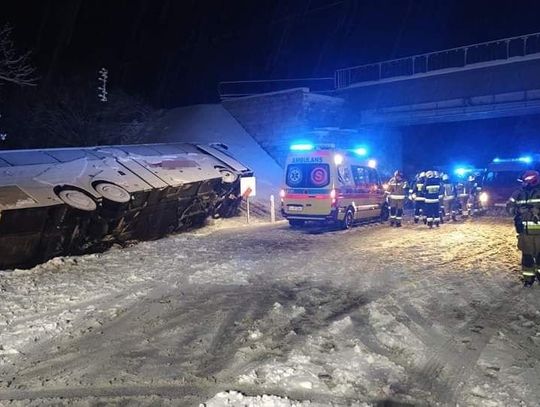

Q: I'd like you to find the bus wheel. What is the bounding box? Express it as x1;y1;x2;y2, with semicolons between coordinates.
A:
289;219;305;228
57;189;97;212
94;182;131;204
341;208;354;230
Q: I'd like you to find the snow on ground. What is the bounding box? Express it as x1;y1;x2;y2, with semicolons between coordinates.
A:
0;217;539;406
153;104;283;201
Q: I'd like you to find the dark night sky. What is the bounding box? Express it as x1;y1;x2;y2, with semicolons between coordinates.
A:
4;0;540;107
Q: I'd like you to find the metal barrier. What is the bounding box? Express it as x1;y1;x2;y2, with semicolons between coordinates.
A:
218;32;540;98
218;78;334;99
335;32;540;89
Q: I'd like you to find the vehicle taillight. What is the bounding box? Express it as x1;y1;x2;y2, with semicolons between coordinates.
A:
330;188;337;206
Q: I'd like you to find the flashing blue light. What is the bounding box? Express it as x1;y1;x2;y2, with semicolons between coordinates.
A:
454;168;467;177
354;147;368;156
492;156;533;164
290;143;314;151
454;166;473;177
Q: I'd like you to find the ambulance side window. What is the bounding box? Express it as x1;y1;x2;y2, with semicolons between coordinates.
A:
338;165;352;185
352;166;369;186
368;168;379;185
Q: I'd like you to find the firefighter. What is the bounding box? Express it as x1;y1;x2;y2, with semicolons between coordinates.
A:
411;172;426;224
455;176;470;218
441;173;456;222
424;170;443;228
387;170;408;227
507;170;540;287
469;173;483;215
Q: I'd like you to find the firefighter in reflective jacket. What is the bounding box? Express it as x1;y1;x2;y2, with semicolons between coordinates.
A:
411;172;426;224
387;170;408;227
441;173;457;222
469;174;483;215
507;170;540;287
424;171;443;228
455;177;470;218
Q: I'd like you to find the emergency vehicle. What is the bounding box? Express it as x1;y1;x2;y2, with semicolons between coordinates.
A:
483;155;540;207
453;166;487;212
280;144;388;229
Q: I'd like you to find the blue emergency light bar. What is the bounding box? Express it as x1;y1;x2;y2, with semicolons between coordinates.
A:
454;167;473;177
290;143;314;151
492;156;533;164
353;147;368;156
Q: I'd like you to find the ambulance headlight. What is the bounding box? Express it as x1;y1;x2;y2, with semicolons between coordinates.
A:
479;192;489;204
334;154;344;165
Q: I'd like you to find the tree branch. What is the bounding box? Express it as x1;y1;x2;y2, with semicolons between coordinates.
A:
0;24;37;86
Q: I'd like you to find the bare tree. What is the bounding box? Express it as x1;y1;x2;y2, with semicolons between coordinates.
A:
31;85;155;147
0;24;37;86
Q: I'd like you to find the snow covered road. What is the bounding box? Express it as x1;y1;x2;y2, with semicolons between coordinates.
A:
1;217;539;406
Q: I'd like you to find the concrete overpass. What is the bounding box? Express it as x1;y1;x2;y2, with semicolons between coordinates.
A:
336;57;540;126
221;31;540;124
219;32;540;172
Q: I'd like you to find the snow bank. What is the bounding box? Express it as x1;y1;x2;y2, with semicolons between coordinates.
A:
155;104;283;201
201;390;371;407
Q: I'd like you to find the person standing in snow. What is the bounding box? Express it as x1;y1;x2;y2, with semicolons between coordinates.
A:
440;173;457;222
424;171;443;228
507;170;540;287
468;173;483;216
411;172;426;224
386;170;408;227
455;176;470;219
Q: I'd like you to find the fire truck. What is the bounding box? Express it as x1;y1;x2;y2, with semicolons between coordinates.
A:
482;155;540;208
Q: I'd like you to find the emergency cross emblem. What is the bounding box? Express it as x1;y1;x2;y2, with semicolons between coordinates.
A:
287;166;303;186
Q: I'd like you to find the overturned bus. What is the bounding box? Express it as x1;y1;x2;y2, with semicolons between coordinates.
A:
0;143;252;269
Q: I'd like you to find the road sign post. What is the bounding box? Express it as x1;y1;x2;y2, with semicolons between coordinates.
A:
270;195;275;223
240;177;256;224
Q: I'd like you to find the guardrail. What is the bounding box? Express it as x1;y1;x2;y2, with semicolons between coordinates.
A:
218;32;540;98
218;78;335;100
335;32;540;88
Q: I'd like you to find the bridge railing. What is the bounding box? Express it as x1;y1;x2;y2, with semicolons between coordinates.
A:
335;32;540;89
218;78;335;100
218;32;540;98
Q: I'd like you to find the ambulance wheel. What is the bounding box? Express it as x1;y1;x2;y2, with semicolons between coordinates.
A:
289;219;305;228
341;208;354;230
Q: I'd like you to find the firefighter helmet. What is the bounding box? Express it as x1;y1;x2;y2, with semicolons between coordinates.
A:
426;171;435;178
442;173;450;182
522;170;540;187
